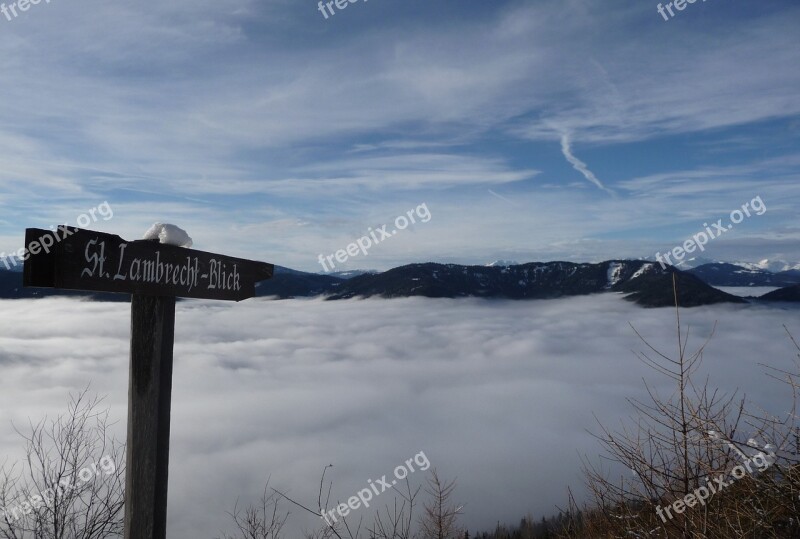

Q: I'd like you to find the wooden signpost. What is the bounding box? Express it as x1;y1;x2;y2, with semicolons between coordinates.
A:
23;226;274;539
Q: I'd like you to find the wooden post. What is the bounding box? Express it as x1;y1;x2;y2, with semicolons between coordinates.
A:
22;226;274;537
125;294;177;539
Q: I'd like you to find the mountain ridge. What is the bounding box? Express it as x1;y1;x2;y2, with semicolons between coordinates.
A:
686;262;800;287
323;260;745;307
2;260;796;308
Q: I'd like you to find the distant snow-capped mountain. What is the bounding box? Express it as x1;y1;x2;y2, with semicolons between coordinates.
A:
486;260;521;267
657;256;719;270
327;270;378;279
649;256;800;273
686;262;800;287
733;259;800;273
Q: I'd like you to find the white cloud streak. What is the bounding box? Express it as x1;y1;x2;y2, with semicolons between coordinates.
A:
559;132;613;194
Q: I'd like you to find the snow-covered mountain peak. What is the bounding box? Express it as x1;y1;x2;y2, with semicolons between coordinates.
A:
487;260;520;267
734;259;800;273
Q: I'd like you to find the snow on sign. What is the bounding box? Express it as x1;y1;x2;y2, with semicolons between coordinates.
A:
23;226;274;301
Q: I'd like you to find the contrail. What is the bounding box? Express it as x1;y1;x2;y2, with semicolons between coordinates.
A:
488;189;515;204
560;133;614;195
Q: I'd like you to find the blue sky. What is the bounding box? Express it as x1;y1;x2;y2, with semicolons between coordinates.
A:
0;0;798;272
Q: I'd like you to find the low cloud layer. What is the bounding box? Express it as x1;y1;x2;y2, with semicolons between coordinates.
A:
0;296;797;537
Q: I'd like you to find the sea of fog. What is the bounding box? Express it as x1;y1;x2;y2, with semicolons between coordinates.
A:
0;295;798;538
714;286;781;297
